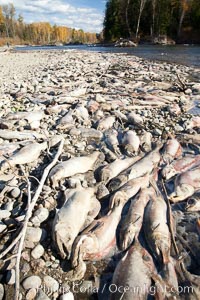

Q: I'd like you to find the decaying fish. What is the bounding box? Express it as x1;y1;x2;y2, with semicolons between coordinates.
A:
52;186;100;259
110;241;159;300
184;116;200;130
109;174;149;209
71;199;125;279
127;111;143;126
162;137;182;164
104;129;121;156
185;196;200;211
99;156;141;184
170;166;200;202
0;130;46;140
97;116;115;131
121;130;140;155
49;151;102;187
109;145;161;192
57;110;74;130
162;154;200;180
0;142;47;171
144;188;171;264
140;131;152;152
70;127;103;140
119;187;153;250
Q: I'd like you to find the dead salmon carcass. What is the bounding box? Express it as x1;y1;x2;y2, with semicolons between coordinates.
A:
71;200;125;280
109;145;161;192
110;242;156;300
97;116;115;131
119;187;153;250
49;151;102;187
0;142;47;171
186;196;200;212
184;116;200;130
109;174;149;209
170;167;200;202
52;187;100;259
99;156;141;184
162;138;182;164
162;154;200;180
121;130;140;155
104;129;121;156
144;190;171;264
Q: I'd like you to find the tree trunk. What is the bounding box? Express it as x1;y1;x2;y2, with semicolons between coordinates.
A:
125;0;132;38
135;0;146;39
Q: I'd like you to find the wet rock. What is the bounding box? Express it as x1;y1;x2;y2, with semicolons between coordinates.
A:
22;275;41;290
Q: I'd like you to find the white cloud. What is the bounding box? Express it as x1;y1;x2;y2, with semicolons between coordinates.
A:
0;0;104;32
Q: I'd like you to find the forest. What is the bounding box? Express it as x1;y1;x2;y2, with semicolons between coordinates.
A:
0;3;97;46
103;0;200;43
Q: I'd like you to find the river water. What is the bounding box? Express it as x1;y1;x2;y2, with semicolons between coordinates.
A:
15;44;200;115
15;44;200;68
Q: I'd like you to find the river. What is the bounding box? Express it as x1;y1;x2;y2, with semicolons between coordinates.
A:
15;44;200;68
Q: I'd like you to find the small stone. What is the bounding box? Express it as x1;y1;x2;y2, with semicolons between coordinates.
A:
3;201;14;211
0;283;4;300
21;262;30;274
10;187;21;198
43;275;59;293
31;244;44;259
22;275;41;290
0;221;6;233
0;210;10;220
6;269;15;285
25;227;43;243
31;208;49;226
35;290;50;300
26;288;37;300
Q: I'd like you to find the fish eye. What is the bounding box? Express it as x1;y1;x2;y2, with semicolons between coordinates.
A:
187;198;196;205
143;254;151;261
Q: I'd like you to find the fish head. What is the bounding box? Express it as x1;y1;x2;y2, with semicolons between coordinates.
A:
170;184;194;202
109;191;126;210
119;225;138;251
162;165;176;180
99;168;111;184
155;238;170;265
185;197;199;212
108;175;128;192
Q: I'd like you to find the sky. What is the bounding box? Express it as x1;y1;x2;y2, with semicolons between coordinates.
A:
0;0;107;33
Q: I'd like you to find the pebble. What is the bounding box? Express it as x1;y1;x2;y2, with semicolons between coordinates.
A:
25;227;43;243
25;288;37;300
10;187;21;198
43;275;59;293
22;275;42;290
30;207;49;226
0;284;4;300
31;244;45;259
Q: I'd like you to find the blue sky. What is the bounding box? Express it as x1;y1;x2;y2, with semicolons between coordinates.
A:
0;0;107;32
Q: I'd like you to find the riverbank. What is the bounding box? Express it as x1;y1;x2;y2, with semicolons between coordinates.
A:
0;50;200;300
